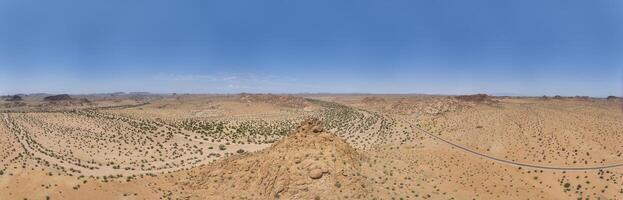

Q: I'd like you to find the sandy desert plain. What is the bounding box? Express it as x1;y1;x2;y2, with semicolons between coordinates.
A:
0;93;622;200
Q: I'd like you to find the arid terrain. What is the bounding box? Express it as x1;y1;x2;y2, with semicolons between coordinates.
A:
1;93;622;200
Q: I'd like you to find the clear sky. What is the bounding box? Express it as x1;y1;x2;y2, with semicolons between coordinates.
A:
1;0;622;97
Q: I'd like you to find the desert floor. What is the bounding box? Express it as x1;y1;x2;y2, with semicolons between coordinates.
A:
1;94;622;200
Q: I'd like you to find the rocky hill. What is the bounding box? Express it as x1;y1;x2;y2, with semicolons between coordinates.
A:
42;94;91;106
2;95;22;101
178;119;370;199
43;94;73;101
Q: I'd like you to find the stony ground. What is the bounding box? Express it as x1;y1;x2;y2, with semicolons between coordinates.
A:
0;94;622;199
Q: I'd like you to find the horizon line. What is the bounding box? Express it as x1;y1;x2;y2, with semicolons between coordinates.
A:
2;91;620;99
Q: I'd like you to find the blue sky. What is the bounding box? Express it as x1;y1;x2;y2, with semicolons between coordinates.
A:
1;0;622;97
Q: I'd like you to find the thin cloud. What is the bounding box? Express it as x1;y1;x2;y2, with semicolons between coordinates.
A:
152;73;297;83
152;73;238;82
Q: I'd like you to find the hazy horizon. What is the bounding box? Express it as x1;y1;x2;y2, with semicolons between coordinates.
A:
1;0;622;97
1;91;620;99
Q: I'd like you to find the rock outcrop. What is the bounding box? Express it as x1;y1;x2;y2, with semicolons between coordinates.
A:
43;94;73;101
3;95;22;101
42;94;91;106
180;119;370;199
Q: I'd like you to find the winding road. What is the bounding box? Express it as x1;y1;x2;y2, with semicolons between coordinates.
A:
412;124;623;171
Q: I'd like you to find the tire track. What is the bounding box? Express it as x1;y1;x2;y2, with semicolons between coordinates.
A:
413;124;623;171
